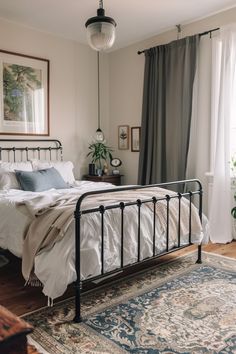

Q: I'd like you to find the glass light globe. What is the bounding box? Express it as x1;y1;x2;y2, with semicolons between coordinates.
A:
95;128;104;142
87;22;116;51
85;1;116;52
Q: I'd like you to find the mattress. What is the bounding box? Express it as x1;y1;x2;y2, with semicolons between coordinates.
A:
0;181;208;300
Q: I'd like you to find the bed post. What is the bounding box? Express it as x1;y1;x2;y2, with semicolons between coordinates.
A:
196;182;203;264
74;209;82;323
196;244;202;264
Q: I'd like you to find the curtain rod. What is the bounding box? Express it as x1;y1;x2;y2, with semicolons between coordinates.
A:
137;27;220;55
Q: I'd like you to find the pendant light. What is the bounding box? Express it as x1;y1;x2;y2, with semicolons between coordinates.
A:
95;51;104;142
85;0;117;52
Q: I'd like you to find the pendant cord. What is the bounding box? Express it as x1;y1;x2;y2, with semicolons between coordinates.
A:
99;0;103;9
97;51;100;130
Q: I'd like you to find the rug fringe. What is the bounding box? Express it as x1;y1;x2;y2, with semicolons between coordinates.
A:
24;274;43;287
47;297;54;307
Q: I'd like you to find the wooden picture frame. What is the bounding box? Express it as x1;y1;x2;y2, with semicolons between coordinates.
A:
131;126;141;152
118;125;129;150
0;49;49;135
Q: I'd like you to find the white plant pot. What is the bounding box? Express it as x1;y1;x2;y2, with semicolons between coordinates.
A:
232;218;236;240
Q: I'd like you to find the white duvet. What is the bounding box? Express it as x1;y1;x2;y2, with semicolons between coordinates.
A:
0;181;208;300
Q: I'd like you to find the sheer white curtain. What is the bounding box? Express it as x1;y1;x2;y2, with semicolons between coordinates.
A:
209;24;236;243
186;36;212;216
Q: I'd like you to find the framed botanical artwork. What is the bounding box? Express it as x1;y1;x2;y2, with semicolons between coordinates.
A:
118;125;129;150
131;126;141;152
0;49;49;135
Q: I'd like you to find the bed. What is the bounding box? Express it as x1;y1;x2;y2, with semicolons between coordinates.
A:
0;139;208;323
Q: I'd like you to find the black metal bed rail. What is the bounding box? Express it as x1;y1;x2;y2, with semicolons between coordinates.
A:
74;179;203;322
82;244;193;285
79;190;201;215
0;139;63;161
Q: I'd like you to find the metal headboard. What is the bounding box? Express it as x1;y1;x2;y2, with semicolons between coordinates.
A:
0;139;63;162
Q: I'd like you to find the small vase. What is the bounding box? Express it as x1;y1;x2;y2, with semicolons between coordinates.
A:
103;162;108;175
97;168;103;177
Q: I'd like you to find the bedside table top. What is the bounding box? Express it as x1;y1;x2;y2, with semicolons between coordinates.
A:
84;174;123;186
84;174;122;178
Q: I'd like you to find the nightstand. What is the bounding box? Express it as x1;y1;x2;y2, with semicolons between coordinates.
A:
84;174;122;186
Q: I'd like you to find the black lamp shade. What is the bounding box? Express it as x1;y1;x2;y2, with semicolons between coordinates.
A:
85;4;116;51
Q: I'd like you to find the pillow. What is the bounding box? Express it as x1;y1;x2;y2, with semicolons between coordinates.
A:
15;167;68;192
0;161;32;190
30;159;75;184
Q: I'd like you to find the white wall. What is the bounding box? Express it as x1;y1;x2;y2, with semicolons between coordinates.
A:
1;7;236;184
109;47;144;183
109;7;236;185
0;18;110;179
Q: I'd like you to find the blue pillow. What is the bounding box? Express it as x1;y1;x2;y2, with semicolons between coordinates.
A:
15;167;68;192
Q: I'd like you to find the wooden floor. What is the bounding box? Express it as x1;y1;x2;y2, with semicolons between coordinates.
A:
0;242;236;316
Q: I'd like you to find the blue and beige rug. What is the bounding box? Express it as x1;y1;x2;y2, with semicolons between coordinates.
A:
24;251;236;353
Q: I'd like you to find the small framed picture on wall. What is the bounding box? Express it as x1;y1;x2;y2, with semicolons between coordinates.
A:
131;127;141;152
118;125;129;150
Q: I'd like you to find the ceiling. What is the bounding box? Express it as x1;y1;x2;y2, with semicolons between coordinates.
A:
0;0;236;50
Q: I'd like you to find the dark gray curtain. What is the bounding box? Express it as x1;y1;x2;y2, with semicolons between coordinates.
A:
138;35;199;185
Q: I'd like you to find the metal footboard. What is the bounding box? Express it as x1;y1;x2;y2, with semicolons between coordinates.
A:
74;179;203;322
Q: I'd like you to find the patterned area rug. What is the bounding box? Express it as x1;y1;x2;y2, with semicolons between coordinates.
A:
24;251;236;354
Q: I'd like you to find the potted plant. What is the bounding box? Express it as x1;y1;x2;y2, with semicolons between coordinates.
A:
231;192;236;236
230;154;236;179
87;141;113;176
232;196;236;219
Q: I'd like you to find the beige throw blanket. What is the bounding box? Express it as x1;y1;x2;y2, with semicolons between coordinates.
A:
18;187;202;283
21;194;79;282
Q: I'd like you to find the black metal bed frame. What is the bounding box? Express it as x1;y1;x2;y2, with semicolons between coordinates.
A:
74;179;203;323
0;139;203;324
0;138;63;161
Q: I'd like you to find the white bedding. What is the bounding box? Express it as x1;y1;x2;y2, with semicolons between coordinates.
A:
0;181;208;300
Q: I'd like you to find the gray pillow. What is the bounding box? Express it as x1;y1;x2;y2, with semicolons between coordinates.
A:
15;167;68;192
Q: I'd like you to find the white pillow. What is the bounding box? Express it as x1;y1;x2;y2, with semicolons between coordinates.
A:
30;159;75;184
0;161;33;190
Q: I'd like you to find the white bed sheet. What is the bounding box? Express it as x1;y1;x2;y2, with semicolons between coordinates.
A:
0;181;208;300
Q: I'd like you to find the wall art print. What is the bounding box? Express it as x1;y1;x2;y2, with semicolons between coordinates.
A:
0;49;49;135
118;125;129;150
131;126;141;152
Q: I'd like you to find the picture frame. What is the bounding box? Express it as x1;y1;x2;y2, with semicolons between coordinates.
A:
118;125;129;150
0;49;49;135
131;126;141;152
